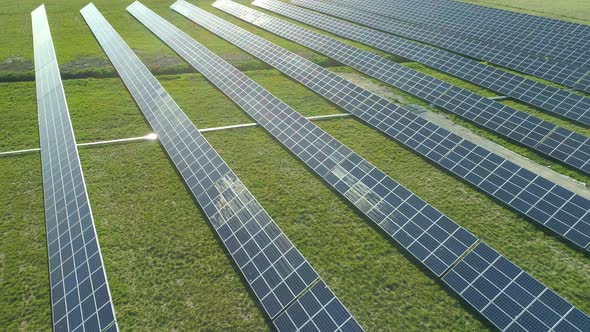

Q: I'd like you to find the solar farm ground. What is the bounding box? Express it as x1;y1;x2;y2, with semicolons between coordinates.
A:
1;0;589;331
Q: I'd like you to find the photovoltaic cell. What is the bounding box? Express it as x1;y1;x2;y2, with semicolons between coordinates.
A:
242;0;590;126
81;3;359;326
134;0;479;278
245;0;590;176
443;243;590;331
205;0;590;249
32;4;118;332
289;0;590;92
330;0;590;68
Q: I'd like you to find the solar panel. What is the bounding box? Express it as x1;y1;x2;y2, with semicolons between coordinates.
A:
80;4;363;326
201;1;590;249
289;0;590;93
443;242;590;331
32;4;118;332
136;3;590;330
133;0;479;278
234;0;590;126
273;281;364;332
330;0;590;68
242;0;590;176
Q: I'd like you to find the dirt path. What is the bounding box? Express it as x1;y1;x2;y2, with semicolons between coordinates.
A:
334;71;590;199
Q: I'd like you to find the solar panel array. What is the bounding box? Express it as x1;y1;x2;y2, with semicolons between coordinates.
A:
32;4;118;332
246;0;590;176
81;3;361;329
332;0;590;68
145;2;590;331
141;0;480;278
366;0;590;39
242;0;590;126
214;0;590;247
359;0;584;34
290;0;590;93
342;0;590;70
210;0;590;249
352;0;590;53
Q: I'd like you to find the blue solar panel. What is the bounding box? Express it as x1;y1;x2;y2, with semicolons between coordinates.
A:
289;0;590;93
142;3;590;330
331;0;590;68
444;243;590;331
238;0;590;176
240;0;590;126
32;4;118;332
211;0;590;250
273;281;364;332
133;0;479;278
81;3;359;325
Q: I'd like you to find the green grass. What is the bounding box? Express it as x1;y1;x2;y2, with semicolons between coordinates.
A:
0;154;50;331
0;69;342;151
1;0;590;331
0;0;403;81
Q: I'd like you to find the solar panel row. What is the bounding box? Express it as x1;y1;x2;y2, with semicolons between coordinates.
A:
331;0;590;68
32;4;118;332
290;0;590;93
81;4;361;330
210;0;590;249
238;0;590;126
213;0;590;247
151;2;590;331
144;0;480;279
247;0;590;176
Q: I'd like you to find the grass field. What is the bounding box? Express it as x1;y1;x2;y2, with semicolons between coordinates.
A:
1;0;589;331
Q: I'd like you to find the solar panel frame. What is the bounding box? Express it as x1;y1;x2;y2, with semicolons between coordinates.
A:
133;0;480;279
207;0;590;249
289;0;590;93
329;0;590;68
32;4;118;332
80;2;349;322
254;0;590;126
239;0;590;176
